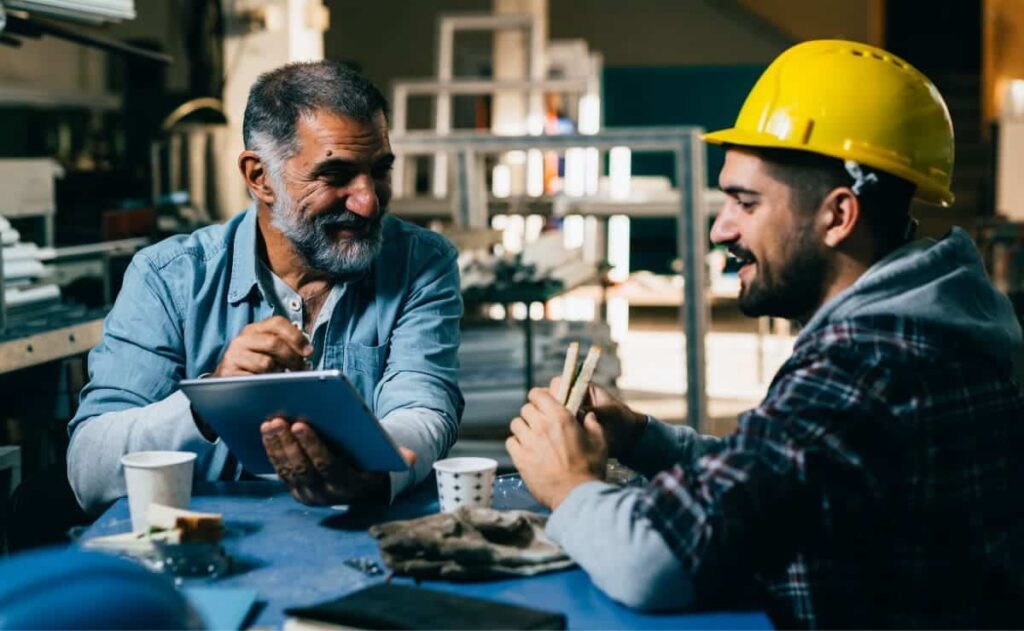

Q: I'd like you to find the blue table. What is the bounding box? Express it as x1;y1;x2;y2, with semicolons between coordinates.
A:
82;481;772;629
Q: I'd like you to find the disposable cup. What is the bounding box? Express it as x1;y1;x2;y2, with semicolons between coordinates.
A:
121;451;197;532
433;457;498;512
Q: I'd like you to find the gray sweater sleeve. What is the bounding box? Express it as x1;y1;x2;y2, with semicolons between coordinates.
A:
542;420;722;609
379;407;457;501
67;391;223;513
619;417;723;478
545;480;695;610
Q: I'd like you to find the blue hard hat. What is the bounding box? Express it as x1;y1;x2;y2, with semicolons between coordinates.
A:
0;547;197;629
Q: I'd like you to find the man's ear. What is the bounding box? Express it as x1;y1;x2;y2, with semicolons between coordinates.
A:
238;150;276;205
818;187;860;249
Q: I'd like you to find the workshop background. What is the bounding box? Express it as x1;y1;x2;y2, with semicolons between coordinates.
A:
2;0;1023;552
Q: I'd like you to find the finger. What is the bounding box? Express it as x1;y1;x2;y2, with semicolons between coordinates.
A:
517;403;537;427
232;348;280;374
258;316;313;358
291;422;335;478
398;447;417;467
527;387;566;415
509;416;531;441
505;435;523;461
520;399;569;430
246;333;308;371
548;376;562;393
583;412;607;447
261;418;293;476
276;423;320;488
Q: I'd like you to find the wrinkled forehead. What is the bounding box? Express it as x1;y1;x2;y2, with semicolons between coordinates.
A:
293;109;390;159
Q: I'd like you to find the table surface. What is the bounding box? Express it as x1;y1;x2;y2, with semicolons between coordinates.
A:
82;481;772;630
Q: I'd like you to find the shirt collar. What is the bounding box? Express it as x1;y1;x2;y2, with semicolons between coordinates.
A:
227;202;261;305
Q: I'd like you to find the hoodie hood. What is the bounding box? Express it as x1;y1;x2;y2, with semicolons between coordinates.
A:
798;227;1023;362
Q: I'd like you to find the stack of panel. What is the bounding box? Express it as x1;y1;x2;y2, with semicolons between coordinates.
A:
1;215;60;318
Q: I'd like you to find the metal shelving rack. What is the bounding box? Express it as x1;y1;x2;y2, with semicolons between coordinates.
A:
390;127;711;430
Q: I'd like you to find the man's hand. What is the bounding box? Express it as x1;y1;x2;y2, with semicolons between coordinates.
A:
506;387;608;510
214;316;313;376
261;417;418;505
548;376;647;459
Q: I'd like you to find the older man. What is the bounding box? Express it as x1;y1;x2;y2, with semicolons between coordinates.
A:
508;40;1024;628
68;61;462;512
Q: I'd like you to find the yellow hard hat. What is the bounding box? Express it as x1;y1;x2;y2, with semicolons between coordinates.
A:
704;39;955;206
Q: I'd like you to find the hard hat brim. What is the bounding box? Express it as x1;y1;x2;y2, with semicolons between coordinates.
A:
701;127;954;207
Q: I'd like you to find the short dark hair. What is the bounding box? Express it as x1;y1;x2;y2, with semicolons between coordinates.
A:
242;61;388;159
742;146;917;253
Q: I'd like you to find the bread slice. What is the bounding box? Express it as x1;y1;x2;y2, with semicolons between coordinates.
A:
147;503;224;543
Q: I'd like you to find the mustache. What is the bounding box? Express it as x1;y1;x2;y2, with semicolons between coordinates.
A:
314;210;381;232
728;244;755;262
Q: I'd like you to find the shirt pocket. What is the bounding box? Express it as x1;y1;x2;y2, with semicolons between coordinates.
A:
344;341;388;405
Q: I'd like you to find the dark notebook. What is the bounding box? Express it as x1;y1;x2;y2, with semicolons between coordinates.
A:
284;583;567;630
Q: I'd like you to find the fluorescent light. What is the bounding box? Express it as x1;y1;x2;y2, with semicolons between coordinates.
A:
578;94;600;135
563;214;585;249
525;214;545;243
608;214;630;283
527;149;544;197
492;164;511;198
527;114;545;136
610;147;631;199
564;148;586;197
504;214;525;254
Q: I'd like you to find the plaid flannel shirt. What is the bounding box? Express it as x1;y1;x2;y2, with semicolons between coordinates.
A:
638;315;1024;628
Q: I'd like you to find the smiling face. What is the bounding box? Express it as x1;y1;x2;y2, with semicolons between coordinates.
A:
710;148;833;321
267;109;394;279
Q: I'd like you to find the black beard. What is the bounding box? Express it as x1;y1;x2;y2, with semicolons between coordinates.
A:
737;224;832;322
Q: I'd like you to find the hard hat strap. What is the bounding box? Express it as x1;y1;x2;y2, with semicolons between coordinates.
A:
903;217;920;241
844;160;880;196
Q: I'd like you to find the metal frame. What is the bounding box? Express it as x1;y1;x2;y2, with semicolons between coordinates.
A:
391;77;593;199
390;127;710;429
431;13;543;198
0;446;20;497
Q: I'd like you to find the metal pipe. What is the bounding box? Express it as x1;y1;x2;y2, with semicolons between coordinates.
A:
677;134;709;431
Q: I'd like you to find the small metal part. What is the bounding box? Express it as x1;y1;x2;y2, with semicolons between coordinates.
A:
344;556;385;576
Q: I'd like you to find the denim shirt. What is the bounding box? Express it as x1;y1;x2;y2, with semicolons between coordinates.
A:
67;205;464;512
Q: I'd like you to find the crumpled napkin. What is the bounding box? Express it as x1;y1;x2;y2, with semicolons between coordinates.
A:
368;507;575;581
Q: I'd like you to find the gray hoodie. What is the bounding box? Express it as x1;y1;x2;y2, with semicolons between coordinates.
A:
544;227;1023;611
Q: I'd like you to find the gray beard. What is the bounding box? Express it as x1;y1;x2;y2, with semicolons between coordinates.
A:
270;193;384;280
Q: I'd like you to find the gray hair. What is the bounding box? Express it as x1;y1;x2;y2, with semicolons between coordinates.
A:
242;61;388;168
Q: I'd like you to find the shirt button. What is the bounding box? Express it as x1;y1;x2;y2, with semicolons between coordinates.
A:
289;299;301;312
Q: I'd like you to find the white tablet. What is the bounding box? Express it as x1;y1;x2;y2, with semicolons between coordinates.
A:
179;370;409;475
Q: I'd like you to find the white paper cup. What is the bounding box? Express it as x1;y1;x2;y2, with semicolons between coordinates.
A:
121;451;197;532
433;457;498;512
